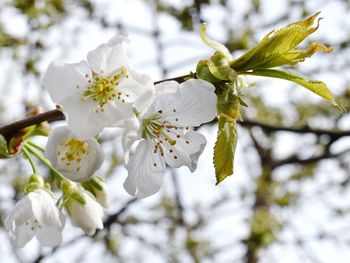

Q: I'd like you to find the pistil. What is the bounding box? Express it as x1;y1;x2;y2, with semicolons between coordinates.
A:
82;68;128;112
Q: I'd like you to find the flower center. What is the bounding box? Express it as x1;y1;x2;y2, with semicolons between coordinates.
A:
81;68;128;112
25;218;42;232
56;138;89;173
141;110;191;164
142;113;176;145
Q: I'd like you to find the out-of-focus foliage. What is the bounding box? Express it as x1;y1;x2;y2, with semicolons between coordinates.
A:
0;0;350;263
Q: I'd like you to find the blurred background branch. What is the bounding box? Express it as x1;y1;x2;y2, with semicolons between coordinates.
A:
0;0;349;262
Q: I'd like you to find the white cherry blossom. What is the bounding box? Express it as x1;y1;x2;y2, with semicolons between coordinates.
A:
123;79;217;198
43;36;154;139
44;126;103;182
5;189;65;248
65;190;104;236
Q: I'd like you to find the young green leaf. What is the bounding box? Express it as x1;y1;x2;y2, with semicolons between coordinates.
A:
243;68;338;106
230;12;330;72
214;118;237;184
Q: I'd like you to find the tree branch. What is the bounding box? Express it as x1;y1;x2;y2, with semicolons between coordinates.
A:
0;109;65;140
237;119;350;139
0;75;191;140
0;73;349;141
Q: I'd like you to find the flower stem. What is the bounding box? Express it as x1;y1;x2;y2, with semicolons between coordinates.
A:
23;142;65;181
22;146;38;175
26;141;45;152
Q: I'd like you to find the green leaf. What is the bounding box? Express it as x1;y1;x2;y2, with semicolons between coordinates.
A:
230;12;331;71
214;118;238;184
243;68;338;106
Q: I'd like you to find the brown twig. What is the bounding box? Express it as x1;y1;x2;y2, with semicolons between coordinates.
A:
0;75;192;140
237;120;350;139
0;109;65;140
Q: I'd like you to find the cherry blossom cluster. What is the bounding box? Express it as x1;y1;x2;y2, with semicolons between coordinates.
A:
6;36;217;248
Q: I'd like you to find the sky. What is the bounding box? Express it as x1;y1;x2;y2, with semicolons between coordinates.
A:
0;0;350;262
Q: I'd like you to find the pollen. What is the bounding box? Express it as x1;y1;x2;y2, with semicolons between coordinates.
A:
81;67;127;112
57;138;89;168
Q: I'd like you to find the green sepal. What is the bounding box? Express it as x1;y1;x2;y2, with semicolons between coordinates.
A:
243;68;340;108
214;118;238;184
6;123;50;157
196;59;222;84
230;12;331;72
208;52;237;81
61;180;86;205
0;134;16;158
81;176;104;192
24;182;43;194
71;191;86;205
24;174;48;194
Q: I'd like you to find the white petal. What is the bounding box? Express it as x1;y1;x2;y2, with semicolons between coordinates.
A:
45;126;104;182
87;37;129;76
163;130;207;172
60;94;134;139
11;224;35;249
121;116;141;164
5;194;36;248
43;61;91;103
154;80;179;94
102;100;135;128
69;192;104;236
124;140;166;198
36;226;63;247
5;195;33;229
44;126;71;169
59;94;103;139
154;79;217;127
94;182;110;208
30;190;64;227
108;35;129;45
72;138;104;182
119;67;155;112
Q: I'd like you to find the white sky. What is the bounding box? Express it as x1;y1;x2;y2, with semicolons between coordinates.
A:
0;0;350;262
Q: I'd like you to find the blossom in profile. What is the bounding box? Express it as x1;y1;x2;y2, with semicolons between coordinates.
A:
64;188;104;236
122;79;217;198
43;36;154;139
44;126;103;182
5;189;65;248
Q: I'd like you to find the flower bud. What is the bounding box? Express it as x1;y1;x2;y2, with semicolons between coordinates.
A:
44;126;104;182
81;177;109;208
